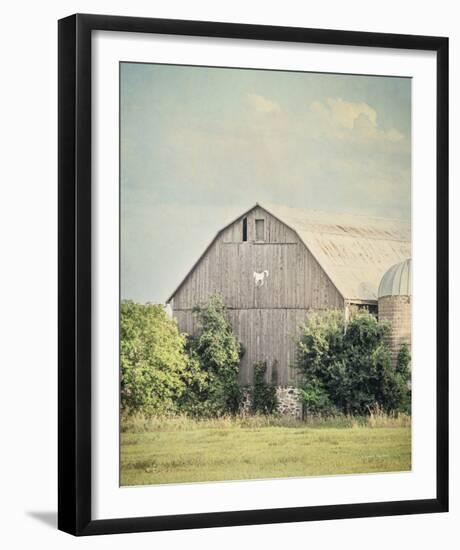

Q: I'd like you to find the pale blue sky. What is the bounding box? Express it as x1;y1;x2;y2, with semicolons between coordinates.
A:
121;63;411;304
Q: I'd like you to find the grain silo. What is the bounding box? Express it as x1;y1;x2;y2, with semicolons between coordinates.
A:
378;258;412;366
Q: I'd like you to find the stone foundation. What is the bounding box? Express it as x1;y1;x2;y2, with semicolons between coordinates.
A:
241;385;303;418
275;386;303;418
240;387;252;415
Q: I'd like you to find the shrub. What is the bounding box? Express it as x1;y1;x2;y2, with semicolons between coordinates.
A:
301;377;338;416
175;346;211;416
296;309;411;415
251;362;278;415
394;343;412;413
120;300;195;416
188;293;244;415
397;343;411;374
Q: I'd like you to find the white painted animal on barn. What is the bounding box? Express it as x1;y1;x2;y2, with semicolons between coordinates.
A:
253;270;269;287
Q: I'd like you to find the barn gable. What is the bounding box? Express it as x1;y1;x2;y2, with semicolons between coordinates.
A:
167;205;343;311
167;203;410;305
167;204;344;384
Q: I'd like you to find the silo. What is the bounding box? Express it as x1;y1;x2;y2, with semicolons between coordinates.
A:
378;259;411;367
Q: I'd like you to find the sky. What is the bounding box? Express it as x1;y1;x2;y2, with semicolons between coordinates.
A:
120;62;411;304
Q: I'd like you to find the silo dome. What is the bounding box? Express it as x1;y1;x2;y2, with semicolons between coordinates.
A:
378;259;411;298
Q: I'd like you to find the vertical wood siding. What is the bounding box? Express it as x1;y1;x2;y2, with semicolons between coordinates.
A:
171;207;344;383
174;308;311;384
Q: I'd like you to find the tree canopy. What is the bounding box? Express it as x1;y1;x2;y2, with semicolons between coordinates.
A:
296;309;411;415
120;301;192;415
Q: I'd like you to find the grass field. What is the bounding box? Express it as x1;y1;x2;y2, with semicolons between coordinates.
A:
120;415;411;486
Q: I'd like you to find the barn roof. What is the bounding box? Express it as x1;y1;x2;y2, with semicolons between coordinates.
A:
261;203;411;303
167;203;411;304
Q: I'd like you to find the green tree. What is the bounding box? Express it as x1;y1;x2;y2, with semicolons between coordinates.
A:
296;309;411;415
190;293;244;415
394;343;412;413
252;362;278;415
120;301;195;415
175;345;210;416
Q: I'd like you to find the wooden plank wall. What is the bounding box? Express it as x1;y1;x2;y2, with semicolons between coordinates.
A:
221;206;298;244
173;208;343;311
174;308;309;384
171;207;344;384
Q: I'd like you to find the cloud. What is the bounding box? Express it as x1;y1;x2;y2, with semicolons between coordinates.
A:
160;92;408;211
246;93;281;114
121;66;411;303
313;98;377;129
385;128;405;142
329;98;377;128
310;97;404;143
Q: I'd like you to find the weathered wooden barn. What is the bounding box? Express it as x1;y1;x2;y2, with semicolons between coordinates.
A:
166;203;411;388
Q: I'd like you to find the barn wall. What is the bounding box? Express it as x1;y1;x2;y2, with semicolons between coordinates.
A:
171;207;344;384
221;206;299;244
174;308;310;385
173;208;343;310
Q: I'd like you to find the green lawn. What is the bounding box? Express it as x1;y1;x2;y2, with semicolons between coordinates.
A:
120;420;411;486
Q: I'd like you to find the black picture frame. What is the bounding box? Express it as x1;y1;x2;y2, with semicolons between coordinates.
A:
58;13;449;536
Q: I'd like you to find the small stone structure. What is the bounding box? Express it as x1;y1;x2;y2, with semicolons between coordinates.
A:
275;386;303;418
378;259;411;367
241;385;303;418
240;387;252;415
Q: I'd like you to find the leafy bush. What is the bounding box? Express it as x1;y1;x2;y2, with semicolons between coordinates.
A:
301;377;337;416
296;309;411;415
188;293;244;415
121;295;245;419
397;343;411;374
251;362;278;415
175;346;211;416
120;300;198;416
395;343;412;413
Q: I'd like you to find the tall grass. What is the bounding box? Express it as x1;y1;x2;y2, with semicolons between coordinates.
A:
365;404;411;428
121;411;411;485
121;408;410;433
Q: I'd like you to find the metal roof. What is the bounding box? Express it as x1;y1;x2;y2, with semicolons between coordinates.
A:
167;203;411;304
378;258;412;298
262;203;411;303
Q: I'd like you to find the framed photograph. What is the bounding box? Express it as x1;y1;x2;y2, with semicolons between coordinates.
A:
58;14;448;536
